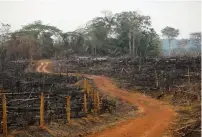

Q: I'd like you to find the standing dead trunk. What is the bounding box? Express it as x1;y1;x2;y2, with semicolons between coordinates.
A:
144;44;149;58
94;45;97;56
136;39;139;57
168;39;171;57
139;52;141;71
128;32;132;57
132;32;135;59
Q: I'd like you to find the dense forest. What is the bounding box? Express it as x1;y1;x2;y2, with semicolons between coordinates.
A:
0;10;201;61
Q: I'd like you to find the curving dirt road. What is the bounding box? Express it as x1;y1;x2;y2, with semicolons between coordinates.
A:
36;61;176;137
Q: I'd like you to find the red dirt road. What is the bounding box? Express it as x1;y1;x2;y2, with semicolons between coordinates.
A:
37;61;176;137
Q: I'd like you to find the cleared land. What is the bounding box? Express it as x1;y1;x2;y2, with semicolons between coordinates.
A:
39;60;176;137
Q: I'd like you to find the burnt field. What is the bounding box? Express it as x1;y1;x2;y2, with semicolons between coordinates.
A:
0;57;200;137
54;56;200;96
53;56;201;137
0;61;82;131
0;61;124;135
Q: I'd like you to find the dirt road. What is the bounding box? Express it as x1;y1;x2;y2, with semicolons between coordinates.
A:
36;61;176;137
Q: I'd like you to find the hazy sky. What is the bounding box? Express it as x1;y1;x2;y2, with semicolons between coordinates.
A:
0;0;201;38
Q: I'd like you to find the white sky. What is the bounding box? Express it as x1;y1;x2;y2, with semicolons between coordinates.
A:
0;0;201;38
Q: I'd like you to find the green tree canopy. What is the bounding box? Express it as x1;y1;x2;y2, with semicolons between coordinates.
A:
161;26;179;56
1;11;163;59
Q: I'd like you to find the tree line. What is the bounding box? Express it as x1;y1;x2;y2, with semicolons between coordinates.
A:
0;10;201;62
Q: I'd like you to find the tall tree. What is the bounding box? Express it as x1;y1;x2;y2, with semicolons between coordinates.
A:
189;32;201;51
0;23;11;45
83;11;161;57
0;11;162;59
84;10;115;56
6;34;37;60
62;31;85;54
0;23;11;70
178;39;189;47
161;26;179;56
140;28;161;57
13;20;62;58
114;11;160;58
